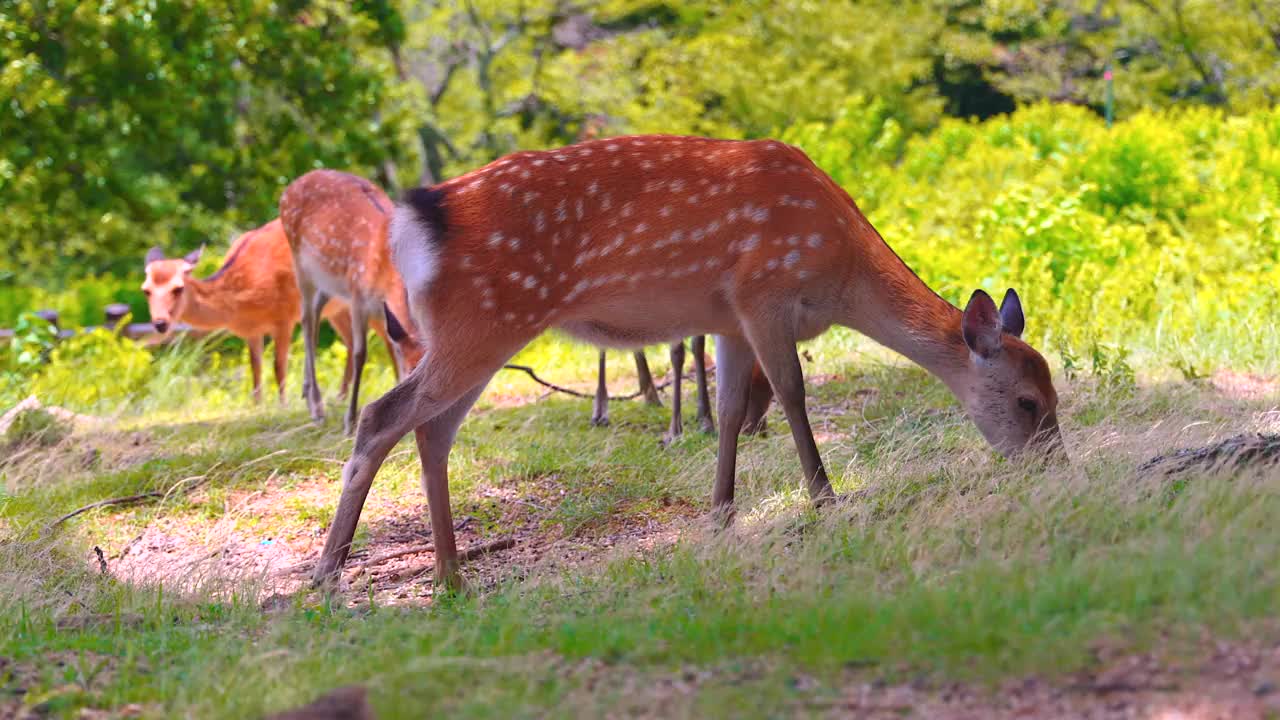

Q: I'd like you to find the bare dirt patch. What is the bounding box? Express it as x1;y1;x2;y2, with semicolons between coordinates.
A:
807;636;1280;719
1212;370;1279;402
98;471;698;606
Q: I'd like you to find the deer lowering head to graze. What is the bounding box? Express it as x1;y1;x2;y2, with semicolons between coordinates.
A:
141;219;372;403
311;134;1064;589
279;170;426;434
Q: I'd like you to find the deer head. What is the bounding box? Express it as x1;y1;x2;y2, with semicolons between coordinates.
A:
957;288;1064;458
382;303;427;374
141;246;204;333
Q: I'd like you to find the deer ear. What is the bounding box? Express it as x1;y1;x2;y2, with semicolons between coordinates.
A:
384;303;410;343
999;288;1025;338
962;289;1003;359
145;246;165;266
183;244;204;267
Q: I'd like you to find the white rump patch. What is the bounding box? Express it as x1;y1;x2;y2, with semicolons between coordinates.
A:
389;205;440;297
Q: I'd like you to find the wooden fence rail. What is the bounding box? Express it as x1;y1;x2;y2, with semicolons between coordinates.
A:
0;304;203;346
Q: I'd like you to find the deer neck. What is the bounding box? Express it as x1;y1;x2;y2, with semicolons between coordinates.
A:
837;231;972;397
176;278;232;331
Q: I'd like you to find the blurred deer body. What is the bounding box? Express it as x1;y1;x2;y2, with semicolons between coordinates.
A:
279;170;425;435
313;134;1063;589
141;219;371;403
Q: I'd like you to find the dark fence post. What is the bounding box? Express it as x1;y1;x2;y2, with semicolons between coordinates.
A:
104;303;131;329
34;309;59;328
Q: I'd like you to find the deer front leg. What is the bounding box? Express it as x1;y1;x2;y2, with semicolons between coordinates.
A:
664;340;686;445
413;382;487;593
247;335;265;404
590;350;609;427
710;334;756;519
633;351;663;406
741;321;833;504
299;285;329;422
691;335;716;434
313;336;522;587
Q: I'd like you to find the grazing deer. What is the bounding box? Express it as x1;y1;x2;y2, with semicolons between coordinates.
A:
590;349;662;426
593;336;774;443
141;219;380;403
279;170;426;434
311;135;1064;589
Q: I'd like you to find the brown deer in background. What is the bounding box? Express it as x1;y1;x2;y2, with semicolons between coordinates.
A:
280;170;426;435
313;135;1064;589
141;219;385;403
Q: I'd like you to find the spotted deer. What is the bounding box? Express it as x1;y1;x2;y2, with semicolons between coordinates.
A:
279;170;426;434
311;134;1064;589
141;219;383;403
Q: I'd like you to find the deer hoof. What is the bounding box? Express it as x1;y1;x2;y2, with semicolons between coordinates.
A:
589;415;610;428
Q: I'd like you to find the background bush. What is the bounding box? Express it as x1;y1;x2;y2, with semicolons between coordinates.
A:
3;1;1278;412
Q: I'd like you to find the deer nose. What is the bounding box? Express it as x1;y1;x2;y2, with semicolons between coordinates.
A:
153;320;170;333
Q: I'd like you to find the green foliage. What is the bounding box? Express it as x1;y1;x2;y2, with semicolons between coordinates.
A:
28;328;153;412
4;312;57;373
0;0;407;281
3;407;69;448
783;102;1280;372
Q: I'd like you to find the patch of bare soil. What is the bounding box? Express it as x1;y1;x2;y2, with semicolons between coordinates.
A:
554;637;1280;719
0;651;151;720
807;637;1280;719
1211;370;1279;402
339;479;700;606
99;471;698;606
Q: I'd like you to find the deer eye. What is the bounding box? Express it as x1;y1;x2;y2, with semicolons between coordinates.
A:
173;286;184;296
1017;397;1038;415
142;289;151;297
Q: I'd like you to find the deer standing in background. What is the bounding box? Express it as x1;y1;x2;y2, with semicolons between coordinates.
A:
141;219;384;403
593;336;774;442
312;135;1064;589
590;349;662;426
280;170;426;435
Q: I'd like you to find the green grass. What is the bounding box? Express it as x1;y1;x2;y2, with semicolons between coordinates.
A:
1;329;1278;718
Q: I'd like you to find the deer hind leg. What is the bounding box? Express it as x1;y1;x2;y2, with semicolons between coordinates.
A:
413;380;489;593
342;302;370;436
247;335;265;404
710;333;756;518
691;335;716;434
299;284;329;422
739;317;833;504
370;321;400;383
741;364;773;436
633;351;662;406
590;350;609;427
272;325;291;404
312;335;524;587
663;340;686;445
326;303;356;400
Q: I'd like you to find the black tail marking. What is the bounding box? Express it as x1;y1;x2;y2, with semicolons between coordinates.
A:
401;186;450;246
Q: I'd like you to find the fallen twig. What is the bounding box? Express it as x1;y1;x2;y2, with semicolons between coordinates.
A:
49;492;164;527
501;363;709;400
353;543;435;572
50;461;225;529
390;537;517;582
